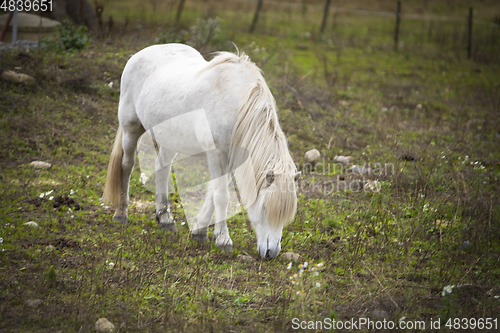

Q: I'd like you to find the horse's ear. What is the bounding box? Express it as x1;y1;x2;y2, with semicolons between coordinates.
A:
294;171;301;182
266;169;275;185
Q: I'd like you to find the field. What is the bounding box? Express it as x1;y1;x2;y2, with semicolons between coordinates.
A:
1;0;500;331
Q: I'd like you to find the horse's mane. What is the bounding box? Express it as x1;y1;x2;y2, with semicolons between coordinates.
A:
203;51;297;228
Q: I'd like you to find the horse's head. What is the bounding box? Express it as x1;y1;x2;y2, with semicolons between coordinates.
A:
247;170;301;259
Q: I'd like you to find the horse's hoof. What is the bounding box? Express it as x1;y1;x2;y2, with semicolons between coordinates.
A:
159;222;177;232
215;235;233;252
192;232;208;243
113;215;128;225
217;243;233;252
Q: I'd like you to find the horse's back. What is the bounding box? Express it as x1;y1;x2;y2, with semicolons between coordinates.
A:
118;43;262;152
120;44;205;98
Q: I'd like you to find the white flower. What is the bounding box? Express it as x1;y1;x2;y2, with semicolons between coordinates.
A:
0;238;3;243
315;282;321;287
181;222;185;225
49;196;54;201
39;193;44;198
140;173;148;185
70;189;75;195
108;262;115;268
442;285;455;296
314;272;319;276
287;262;292;270
316;263;324;268
108;82;114;88
423;203;430;212
399;316;406;322
303;261;308;268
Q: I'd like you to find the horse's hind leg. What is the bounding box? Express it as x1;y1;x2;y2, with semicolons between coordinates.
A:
155;147;176;231
114;122;145;224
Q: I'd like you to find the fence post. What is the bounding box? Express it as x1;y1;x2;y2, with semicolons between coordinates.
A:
250;0;264;33
12;4;19;44
467;7;473;59
320;0;331;34
394;0;401;51
176;0;186;24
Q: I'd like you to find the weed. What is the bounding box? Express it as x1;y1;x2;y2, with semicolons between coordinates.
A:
42;21;91;52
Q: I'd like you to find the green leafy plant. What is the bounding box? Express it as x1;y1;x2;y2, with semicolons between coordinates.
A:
43;21;90;51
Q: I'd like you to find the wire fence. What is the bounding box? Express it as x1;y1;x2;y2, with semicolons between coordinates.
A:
172;0;499;62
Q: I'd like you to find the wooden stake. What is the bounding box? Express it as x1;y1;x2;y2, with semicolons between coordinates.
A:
250;0;264;33
320;0;331;34
467;7;473;60
394;0;401;51
176;0;186;24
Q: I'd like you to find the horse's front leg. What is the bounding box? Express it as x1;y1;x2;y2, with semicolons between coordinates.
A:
155;148;176;231
192;185;214;242
212;174;233;252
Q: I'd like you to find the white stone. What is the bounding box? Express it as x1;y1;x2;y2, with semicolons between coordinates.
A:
304;149;321;164
349;165;370;175
95;318;115;333
333;155;353;166
1;70;35;85
281;252;300;261
30;161;51;169
237;254;254;262
25;299;44;307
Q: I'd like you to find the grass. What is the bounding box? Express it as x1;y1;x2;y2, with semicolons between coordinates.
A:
1;1;500;331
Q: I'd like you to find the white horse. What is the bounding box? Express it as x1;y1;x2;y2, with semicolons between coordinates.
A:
103;43;300;258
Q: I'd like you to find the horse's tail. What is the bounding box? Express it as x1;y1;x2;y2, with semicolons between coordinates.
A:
103;125;123;208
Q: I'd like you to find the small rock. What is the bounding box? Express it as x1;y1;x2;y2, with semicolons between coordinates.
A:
415;104;423;110
95;318;115;333
30;161;51;169
25;299;44;308
24;221;39;227
304;149;321;164
371;309;390;319
349;165;371;175
1;70;35;85
281;252;300;261
237;254;254;262
333;155;353;166
459;240;471;250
